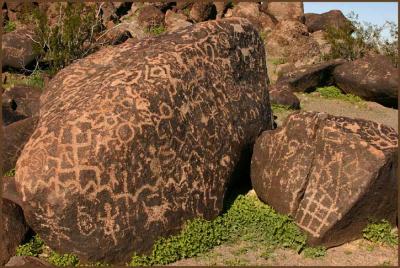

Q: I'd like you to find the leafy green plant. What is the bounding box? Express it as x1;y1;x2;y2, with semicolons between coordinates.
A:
15;235;45;257
4;168;16;177
48;252;80;267
129;195;306;266
315;86;363;103
302;246;326;259
147;25;166;36
4;20;16;33
363;219;398;246
271;104;294;114
270;58;286;66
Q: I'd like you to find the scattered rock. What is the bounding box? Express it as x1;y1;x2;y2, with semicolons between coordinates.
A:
265;2;304;22
227;2;276;32
15;18;273;264
2;85;42;119
165;10;192;32
0;196;30;266
265;20;320;67
2;28;38;69
137;5;164;30
5;256;52;267
251;111;398;248
3;116;39;174
277;59;347;92
189;1;216;22
97;20;132;46
305;10;352;33
269;84;300;109
310;30;331;56
333;54;398;108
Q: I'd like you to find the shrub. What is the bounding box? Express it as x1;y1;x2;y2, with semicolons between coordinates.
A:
21;3;103;73
324;12;398;66
302;246;326;259
315;86;363;103
3;168;16;177
129;195;307;266
271;104;294;114
147;25;166;36
4;20;16;33
363;219;398;246
15;235;44;257
47;252;80;267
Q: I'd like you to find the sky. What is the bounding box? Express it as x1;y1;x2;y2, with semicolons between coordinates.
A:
304;2;398;38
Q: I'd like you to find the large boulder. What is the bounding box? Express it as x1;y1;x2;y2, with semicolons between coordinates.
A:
14;18;273;264
2;28;38;69
277;59;346;92
3;117;39;174
251;111;398;247
269;84;300;110
137;5;165;30
265;2;304;22
333;54;398;108
164;10;192;32
304;10;352;33
189;1;216;22
1;183;30;265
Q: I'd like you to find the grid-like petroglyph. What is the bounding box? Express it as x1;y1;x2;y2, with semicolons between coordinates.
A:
14;18;272;263
251;111;397;247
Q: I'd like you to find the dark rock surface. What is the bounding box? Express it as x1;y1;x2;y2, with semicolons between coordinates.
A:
304;10;351;33
5;256;52;267
333;54;398;108
14;18;273;264
251;111;398;248
269;84;300;109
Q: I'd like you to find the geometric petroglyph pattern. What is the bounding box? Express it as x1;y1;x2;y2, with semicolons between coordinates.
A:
251;111;397;247
15;18;273;263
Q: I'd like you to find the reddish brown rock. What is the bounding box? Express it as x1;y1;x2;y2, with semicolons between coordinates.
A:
333;54;398;108
5;256;52;267
2;85;41;119
165;10;192;32
266;2;304;22
3;117;39;174
15;18;273;264
251;111;398;247
305;10;352;33
1;190;30;265
277;59;346;92
3;28;38;69
269;84;300;110
189;1;216;22
265;20;320;67
137;5;165;30
227;2;276;32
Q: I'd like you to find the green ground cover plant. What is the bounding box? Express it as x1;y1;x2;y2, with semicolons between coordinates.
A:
362;220;398;246
303;246;327;259
4;20;16;33
315;86;363;103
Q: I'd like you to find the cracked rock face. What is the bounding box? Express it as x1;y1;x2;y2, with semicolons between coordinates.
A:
251;111;398;247
14;18;272;263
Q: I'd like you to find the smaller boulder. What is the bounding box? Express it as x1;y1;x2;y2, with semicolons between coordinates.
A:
305;10;352;33
333;54;398;108
266;2;304;22
3;116;39;174
137;5;165;30
1;190;30;265
3;28;38;69
269;84;300;109
6;256;52;267
251;111;398;248
227;2;276;32
277;59;346;92
189;1;216;22
165;10;192;32
2;85;42;119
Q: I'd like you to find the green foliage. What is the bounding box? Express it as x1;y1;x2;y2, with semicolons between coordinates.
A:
270;58;286;66
4;168;16;177
302;246;326;259
271;104;293;114
363;220;398;246
129;195;306;266
22;3;102;73
48;252;80;267
147;25;166;36
4;20;16;33
15;235;45;257
324;12;398;66
3;70;45;90
315;86;363;103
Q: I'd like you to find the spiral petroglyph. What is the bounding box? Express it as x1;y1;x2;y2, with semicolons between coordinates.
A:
14;18;272;263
